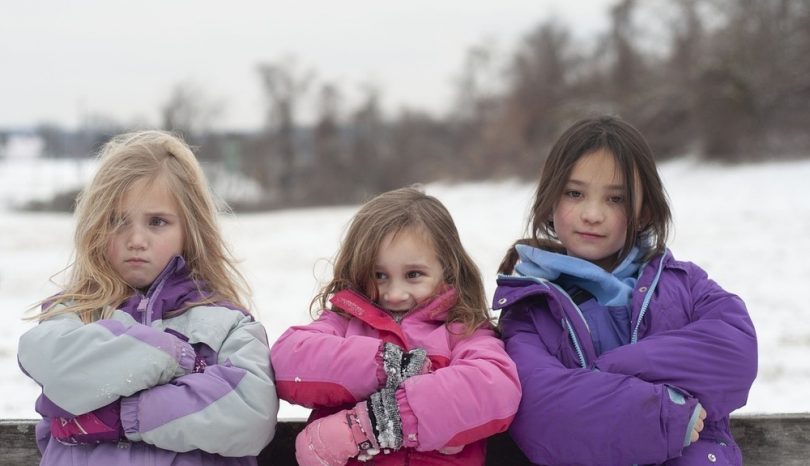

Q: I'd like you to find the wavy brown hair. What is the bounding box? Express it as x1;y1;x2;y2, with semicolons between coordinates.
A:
314;187;490;333
499;115;672;274
34;130;250;323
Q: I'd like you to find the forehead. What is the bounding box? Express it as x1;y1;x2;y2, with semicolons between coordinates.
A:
569;149;625;183
378;227;436;257
118;176;178;211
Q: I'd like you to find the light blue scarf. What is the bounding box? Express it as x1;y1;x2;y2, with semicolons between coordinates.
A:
515;244;642;306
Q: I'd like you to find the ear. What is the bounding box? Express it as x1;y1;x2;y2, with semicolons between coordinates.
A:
636;208;651;232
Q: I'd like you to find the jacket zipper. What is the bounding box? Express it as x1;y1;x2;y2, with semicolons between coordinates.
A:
546;281;590;369
631;251;668;344
562;317;587;369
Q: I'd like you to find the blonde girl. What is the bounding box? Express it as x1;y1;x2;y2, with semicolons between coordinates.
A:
18;131;277;465
271;187;521;466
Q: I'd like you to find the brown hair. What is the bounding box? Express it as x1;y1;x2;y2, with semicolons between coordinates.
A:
499;115;672;273
34;130;250;322
314;187;490;333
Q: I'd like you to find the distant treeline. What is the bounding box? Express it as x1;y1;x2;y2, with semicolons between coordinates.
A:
24;0;810;210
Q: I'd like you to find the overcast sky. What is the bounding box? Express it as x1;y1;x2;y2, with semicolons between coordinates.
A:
1;1;614;131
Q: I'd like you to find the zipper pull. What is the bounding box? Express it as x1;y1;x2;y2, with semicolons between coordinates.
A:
137;296;149;312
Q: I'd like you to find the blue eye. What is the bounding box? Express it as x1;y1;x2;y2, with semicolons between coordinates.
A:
375;272;387;280
564;190;582;199
149;217;168;227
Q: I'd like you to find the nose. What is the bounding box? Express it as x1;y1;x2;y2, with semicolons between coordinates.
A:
126;224;147;250
382;282;409;307
580;199;605;224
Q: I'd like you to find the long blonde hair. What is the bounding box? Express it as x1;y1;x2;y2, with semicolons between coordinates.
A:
35;130;250;323
314;187;491;333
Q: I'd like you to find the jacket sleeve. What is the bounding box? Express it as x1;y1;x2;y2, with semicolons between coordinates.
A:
17;308;194;415
120;308;277;456
396;325;521;452
501;304;698;466
270;311;383;408
595;266;758;418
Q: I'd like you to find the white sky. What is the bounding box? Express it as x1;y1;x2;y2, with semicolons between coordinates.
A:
0;0;614;131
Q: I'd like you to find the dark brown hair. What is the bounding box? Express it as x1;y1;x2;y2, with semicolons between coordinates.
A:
314;187;490;333
499;115;672;273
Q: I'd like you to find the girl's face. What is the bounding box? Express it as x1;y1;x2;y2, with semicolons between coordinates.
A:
552;149;641;270
107;178;185;290
372;228;444;312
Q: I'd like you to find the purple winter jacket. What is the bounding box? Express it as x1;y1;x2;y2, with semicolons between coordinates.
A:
495;250;757;466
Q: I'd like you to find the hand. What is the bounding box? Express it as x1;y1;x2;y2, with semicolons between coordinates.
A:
164;328;208;373
295;402;380;466
689;407;707;444
192;352;207;373
382;342;431;389
50;402;123;445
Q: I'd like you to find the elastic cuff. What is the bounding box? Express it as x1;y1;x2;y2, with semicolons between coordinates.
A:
396;388;419;448
375;341;387;387
119;395;142;442
368;388;403;450
683;402;704;447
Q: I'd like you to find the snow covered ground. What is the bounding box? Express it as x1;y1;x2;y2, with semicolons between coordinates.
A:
1;156;808;420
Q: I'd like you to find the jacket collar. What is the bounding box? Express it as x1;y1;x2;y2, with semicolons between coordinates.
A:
119;255;209;321
329;288;459;349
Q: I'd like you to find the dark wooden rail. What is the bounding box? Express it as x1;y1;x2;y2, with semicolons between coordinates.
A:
2;414;809;465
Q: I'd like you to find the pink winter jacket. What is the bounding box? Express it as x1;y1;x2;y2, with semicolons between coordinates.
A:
270;288;521;466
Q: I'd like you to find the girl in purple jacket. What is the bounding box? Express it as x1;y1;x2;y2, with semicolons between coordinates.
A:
495;116;757;466
271;187;521;466
18;131;277;465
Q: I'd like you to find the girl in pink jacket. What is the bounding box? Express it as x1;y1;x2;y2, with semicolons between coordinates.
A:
270;187;521;466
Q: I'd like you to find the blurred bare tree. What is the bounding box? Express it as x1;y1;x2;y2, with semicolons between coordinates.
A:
161;82;224;143
28;0;810;213
311;82;349;204
255;56;314;203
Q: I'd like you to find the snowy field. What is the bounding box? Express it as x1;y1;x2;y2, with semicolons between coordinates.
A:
1;156;808;420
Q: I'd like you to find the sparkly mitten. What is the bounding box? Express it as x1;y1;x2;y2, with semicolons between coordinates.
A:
382;342;430;389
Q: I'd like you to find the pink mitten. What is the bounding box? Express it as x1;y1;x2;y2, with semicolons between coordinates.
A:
50;402;123;445
295;402;380;466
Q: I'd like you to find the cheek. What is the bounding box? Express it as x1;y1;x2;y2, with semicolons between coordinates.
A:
106;237;120;259
552;203;573;225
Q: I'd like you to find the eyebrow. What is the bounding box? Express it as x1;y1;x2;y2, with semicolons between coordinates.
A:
374;262;432;270
143;210;180;218
566;179;625;191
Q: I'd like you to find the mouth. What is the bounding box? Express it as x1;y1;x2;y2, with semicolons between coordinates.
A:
125;258;148;264
576;231;605;240
384;306;412;313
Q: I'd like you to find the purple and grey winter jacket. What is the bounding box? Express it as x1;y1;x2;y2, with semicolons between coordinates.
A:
18;256;278;466
495;250;757;466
